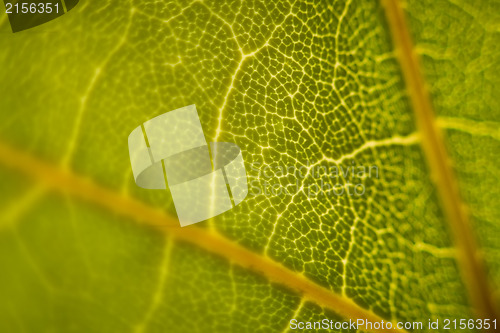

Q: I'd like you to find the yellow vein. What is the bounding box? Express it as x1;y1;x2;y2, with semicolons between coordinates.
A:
60;0;68;13
437;116;500;141
282;300;305;333
0;140;407;333
0;185;46;231
62;8;135;166
134;236;173;333
381;0;499;323
0;10;8;28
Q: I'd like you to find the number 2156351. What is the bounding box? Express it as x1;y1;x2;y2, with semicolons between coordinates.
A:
5;2;60;14
443;319;496;330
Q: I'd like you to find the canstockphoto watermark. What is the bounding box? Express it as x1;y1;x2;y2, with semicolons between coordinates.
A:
249;161;379;198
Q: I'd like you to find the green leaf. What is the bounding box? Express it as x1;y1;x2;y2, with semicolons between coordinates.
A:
0;0;497;332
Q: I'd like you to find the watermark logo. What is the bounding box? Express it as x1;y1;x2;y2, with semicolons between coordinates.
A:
3;0;79;33
128;105;248;227
249;161;379;198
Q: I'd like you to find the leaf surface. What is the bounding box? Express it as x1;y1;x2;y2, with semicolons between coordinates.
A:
0;0;497;332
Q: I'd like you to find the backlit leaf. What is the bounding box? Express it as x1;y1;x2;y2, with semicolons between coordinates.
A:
0;0;497;332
